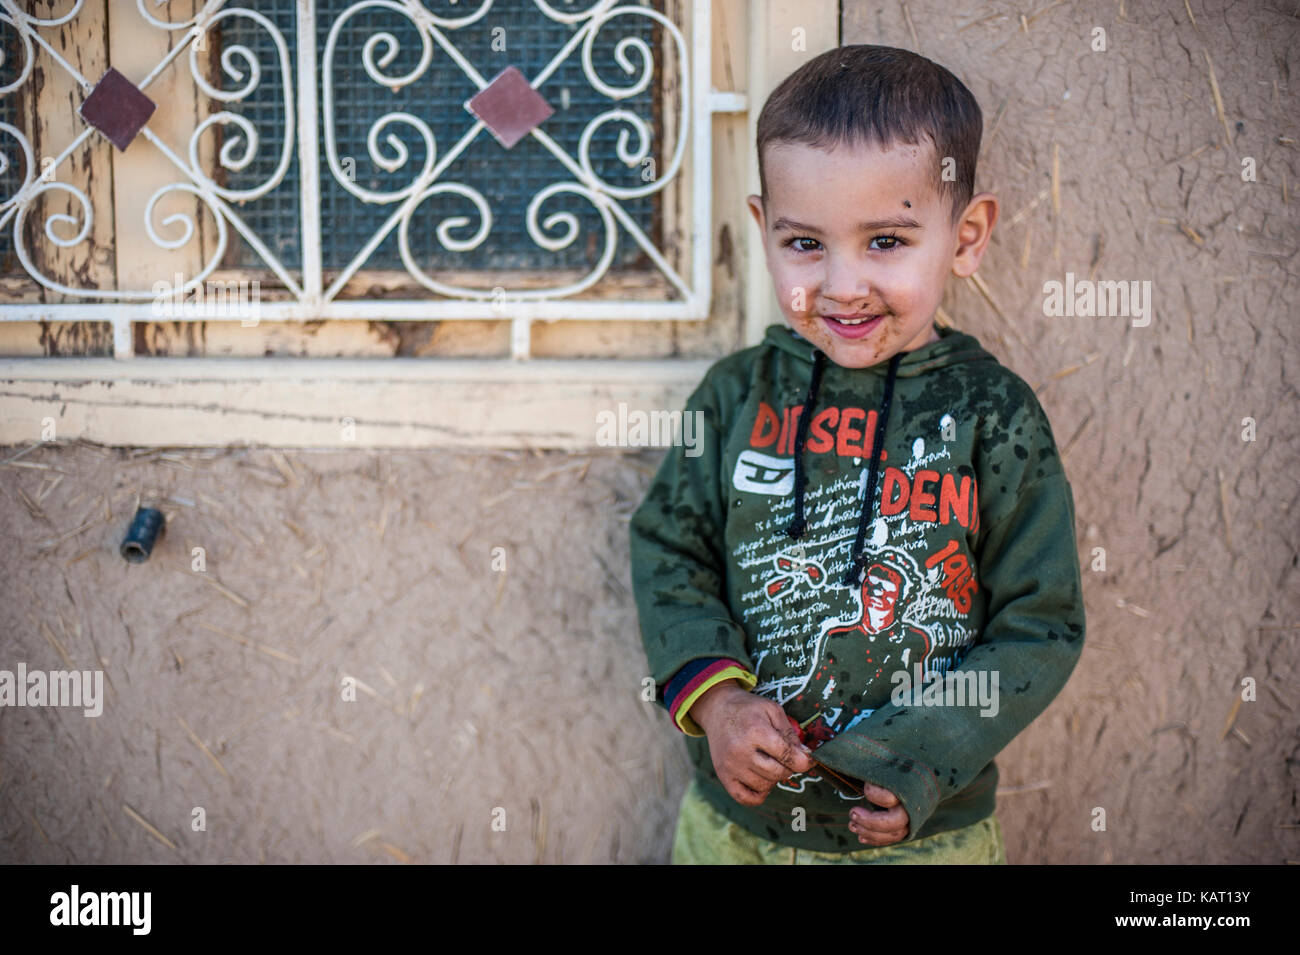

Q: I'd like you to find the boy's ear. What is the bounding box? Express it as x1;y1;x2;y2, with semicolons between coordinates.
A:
747;193;766;231
951;193;999;278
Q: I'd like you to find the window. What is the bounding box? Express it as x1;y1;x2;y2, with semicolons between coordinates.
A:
0;1;839;449
0;0;711;358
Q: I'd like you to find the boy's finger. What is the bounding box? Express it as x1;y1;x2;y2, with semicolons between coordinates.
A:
724;776;765;807
850;818;908;836
758;728;815;774
861;782;900;807
849;813;909;839
850;805;908;832
758;713;816;771
750;749;798;783
853;827;908;847
736;767;776;796
725;769;774;805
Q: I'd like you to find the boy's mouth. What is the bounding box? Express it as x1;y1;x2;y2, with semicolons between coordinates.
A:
821;313;884;339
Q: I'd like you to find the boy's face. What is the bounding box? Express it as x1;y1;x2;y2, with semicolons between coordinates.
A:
748;138;994;370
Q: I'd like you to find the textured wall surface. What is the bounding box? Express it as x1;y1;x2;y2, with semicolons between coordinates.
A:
1;445;686;863
842;0;1298;863
2;0;1297;865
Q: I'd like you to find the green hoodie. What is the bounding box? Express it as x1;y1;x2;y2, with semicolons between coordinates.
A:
630;322;1086;852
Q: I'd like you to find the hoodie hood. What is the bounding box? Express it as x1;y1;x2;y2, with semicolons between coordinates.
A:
763;322;996;377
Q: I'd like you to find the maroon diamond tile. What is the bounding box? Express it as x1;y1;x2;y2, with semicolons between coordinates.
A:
465;65;554;150
79;67;157;152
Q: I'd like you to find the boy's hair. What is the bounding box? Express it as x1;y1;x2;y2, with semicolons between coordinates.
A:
756;45;983;222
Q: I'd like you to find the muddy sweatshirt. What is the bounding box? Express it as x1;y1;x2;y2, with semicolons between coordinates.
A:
630;322;1086;852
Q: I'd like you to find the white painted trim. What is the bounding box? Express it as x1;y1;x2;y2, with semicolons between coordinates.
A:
692;0;713;335
0;358;714;449
296;0;323;310
0;300;711;322
0;357;711;383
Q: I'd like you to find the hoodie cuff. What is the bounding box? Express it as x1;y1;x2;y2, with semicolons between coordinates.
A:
665;658;757;737
810;734;944;841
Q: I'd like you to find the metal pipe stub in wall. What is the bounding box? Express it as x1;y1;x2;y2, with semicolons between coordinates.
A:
120;506;165;563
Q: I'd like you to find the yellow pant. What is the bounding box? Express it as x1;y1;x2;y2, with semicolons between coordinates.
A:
671;778;1007;865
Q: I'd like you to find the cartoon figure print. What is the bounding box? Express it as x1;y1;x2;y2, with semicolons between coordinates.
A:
786;548;934;748
762;551;828;603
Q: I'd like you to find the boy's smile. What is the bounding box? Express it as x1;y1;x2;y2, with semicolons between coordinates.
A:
749;139;993;370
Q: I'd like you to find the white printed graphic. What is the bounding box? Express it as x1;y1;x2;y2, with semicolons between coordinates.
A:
732;449;795;495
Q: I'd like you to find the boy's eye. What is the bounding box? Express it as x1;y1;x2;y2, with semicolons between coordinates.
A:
783;235;903;252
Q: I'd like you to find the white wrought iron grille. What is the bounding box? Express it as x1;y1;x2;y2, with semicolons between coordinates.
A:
0;0;715;358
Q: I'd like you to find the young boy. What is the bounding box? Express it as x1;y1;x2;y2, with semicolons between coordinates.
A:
629;45;1086;863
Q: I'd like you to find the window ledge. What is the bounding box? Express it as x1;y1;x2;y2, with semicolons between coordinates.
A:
0;357;713;449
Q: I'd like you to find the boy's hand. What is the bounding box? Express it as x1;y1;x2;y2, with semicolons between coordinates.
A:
849;784;910;846
690;681;816;807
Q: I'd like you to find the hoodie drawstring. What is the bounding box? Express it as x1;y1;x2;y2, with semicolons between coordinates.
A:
786;349;827;540
843;352;903;585
786;350;905;588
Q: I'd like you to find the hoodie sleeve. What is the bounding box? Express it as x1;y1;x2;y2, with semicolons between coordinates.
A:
811;387;1087;841
629;367;759;736
662;657;758;736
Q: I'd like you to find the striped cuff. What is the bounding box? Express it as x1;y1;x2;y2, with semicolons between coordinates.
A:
665;658;758;737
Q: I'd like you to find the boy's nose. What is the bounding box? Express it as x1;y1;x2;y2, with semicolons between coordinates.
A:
820;255;872;306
